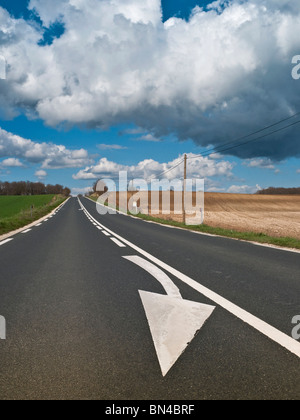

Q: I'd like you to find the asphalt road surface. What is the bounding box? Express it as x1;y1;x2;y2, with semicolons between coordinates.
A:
0;197;299;400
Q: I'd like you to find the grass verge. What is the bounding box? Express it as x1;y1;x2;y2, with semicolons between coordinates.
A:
0;195;66;236
87;195;300;250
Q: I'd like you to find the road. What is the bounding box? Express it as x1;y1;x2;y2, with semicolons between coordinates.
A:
0;197;299;400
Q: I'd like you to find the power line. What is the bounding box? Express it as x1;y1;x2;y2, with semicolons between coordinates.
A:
189;111;300;160
145;157;185;183
191;118;300;160
141;111;300;185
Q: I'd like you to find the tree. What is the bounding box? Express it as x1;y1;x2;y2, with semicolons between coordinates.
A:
62;187;71;197
0;181;71;196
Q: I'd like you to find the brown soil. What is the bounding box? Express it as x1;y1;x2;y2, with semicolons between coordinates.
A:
204;193;300;240
98;191;300;240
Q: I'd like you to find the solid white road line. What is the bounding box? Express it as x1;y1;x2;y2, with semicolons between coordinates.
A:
22;229;32;234
111;238;126;248
0;239;14;246
78;198;300;359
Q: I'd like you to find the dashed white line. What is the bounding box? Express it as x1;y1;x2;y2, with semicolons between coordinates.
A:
35;223;43;227
0;238;14;246
111;238;126;248
22;229;32;234
102;231;111;237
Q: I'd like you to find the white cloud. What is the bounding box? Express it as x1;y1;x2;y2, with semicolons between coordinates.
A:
297;169;300;174
72;153;234;181
97;144;128;150
242;158;275;170
35;169;47;179
0;128;92;169
137;134;162;142
121;127;146;135
1;1;300;159
71;186;93;196
227;184;262;194
1;158;24;167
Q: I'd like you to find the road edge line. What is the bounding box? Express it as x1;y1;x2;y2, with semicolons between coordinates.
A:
0;197;70;242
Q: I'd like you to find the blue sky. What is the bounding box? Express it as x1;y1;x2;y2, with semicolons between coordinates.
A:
0;0;299;195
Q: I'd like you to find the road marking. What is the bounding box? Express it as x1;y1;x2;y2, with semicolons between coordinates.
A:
44;219;49;222
139;290;215;376
102;231;111;237
97;226;102;230
0;239;14;246
124;255;180;298
123;255;215;376
22;229;32;234
35;223;42;227
78;198;300;359
111;238;126;248
85;195;300;255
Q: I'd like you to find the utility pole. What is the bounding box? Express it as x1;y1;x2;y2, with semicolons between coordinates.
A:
183;154;187;225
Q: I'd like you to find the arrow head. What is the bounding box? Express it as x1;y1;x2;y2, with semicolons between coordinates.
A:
139;290;215;377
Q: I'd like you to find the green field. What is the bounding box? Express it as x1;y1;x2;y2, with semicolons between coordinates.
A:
0;195;66;235
0;195;57;219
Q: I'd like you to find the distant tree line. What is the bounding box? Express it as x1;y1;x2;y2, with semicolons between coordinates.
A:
257;187;300;195
0;181;71;196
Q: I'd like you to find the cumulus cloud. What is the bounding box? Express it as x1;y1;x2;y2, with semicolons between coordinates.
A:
72;153;234;181
97;144;128;150
137;134;162;142
1;158;24;167
242;158;275;170
1;1;300;159
227;184;262;194
0;128;92;169
71;186;92;196
35;169;47;179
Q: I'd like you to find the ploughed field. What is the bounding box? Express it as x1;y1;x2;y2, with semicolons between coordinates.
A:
204;193;300;240
105;192;300;240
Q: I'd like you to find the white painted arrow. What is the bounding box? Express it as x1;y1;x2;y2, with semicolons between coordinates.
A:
123;255;215;376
